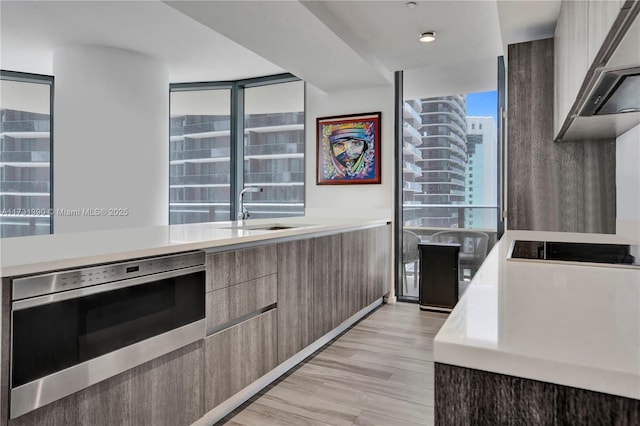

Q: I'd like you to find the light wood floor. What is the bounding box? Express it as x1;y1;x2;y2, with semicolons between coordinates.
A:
220;302;448;426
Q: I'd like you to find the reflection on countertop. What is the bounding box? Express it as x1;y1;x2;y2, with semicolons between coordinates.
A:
433;229;640;400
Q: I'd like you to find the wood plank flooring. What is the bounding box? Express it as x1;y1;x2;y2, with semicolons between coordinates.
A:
220;302;448;426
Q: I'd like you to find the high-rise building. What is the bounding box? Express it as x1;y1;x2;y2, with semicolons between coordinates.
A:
415;96;468;228
0;109;51;238
465;116;497;229
401;99;424;226
169;111;304;224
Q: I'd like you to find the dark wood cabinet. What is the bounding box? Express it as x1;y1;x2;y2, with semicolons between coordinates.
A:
340;229;368;317
203;309;277;410
3;225;391;425
8;342;204;426
277;239;313;363
369;225;391;304
341;225;391;319
206;244;277;291
205;274;277;334
311;234;342;341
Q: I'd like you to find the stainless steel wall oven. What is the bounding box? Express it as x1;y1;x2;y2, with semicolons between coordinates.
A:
9;251;206;419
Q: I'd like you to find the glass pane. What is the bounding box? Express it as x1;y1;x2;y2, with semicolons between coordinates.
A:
169;89;231;224
401;91;499;299
0;78;51;238
243;81;304;219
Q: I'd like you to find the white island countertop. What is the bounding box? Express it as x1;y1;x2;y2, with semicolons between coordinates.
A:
0;217;390;278
434;230;640;400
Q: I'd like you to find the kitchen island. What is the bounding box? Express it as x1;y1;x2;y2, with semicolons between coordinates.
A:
433;230;640;424
0;218;391;426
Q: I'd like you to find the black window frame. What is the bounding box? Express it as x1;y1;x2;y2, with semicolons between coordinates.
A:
0;70;54;237
169;73;304;223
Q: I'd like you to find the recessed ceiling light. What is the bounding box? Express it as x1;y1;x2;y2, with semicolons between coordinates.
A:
406;1;417;7
419;31;436;43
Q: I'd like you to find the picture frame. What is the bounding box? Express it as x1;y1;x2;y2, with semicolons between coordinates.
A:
316;112;381;185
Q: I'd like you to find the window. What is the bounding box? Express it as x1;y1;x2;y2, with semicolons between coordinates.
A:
169;74;304;224
169;87;231;224
243;81;304;219
400;88;498;300
1;72;53;238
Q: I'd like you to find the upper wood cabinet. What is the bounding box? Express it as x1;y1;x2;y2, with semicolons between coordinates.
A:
587;0;625;66
554;0;589;138
553;0;637;141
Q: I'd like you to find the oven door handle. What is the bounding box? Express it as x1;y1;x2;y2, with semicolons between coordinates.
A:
12;265;205;311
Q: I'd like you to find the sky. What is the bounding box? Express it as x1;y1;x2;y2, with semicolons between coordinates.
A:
466;91;497;122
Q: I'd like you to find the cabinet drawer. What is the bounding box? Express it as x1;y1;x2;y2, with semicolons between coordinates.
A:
203;309;277;410
206;244;277;291
206;274;277;335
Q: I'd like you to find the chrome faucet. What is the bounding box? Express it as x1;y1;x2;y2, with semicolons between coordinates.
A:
237;187;263;220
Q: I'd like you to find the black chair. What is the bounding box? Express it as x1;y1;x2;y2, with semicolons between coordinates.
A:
402;230;421;294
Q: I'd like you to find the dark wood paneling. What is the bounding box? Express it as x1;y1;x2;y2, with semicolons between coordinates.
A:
311;234;342;341
127;341;204;425
9;341;203;426
340;226;391;320
341;230;368;319
435;362;640;425
204;310;277;410
369;225;391;303
277;239;312;363
206;244;277;291
507;38;616;234
1;279;11;426
206;274;277;334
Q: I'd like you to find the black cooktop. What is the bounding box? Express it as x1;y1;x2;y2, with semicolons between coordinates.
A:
510;240;637;265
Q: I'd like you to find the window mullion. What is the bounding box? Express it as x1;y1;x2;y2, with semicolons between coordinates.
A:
230;82;245;221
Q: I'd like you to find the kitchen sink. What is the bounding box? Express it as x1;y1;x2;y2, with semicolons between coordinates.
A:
222;223;309;231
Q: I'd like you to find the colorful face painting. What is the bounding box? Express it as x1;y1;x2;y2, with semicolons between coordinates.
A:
316;112;381;185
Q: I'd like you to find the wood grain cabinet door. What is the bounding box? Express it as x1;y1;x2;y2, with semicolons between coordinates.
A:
203;309;277;411
311;234;342;341
8;342;204;426
206;244;277;291
276;239;313;363
369;224;391;303
340;226;391;318
205;274;277;334
340;229;368;318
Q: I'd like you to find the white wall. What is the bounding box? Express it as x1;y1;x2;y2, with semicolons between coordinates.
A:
53;46;169;233
304;84;394;219
616;124;640;243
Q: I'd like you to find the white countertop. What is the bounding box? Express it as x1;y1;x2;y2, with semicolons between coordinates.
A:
0;217;389;277
433;230;640;399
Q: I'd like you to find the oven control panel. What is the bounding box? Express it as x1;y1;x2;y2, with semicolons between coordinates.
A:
11;251;205;300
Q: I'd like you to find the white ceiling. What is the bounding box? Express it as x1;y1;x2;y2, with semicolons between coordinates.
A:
0;0;562;93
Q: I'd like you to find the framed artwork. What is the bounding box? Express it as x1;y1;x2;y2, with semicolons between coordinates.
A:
316;111;381;185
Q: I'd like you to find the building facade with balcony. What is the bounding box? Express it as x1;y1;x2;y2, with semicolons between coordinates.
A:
416;95;468;228
0;109;51;238
401;99;424;226
169;112;304;224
